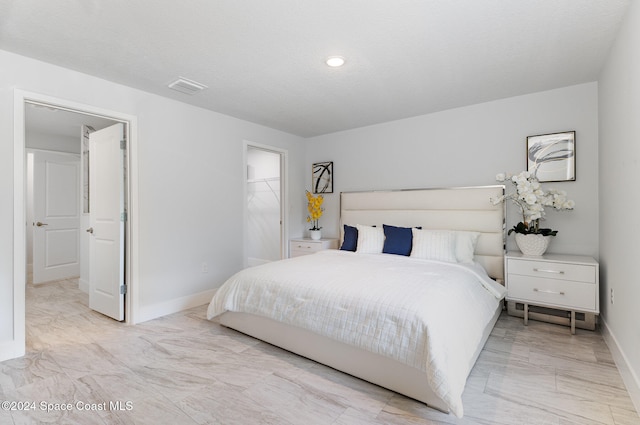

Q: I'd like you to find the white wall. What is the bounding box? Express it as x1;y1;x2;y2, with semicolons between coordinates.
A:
0;50;305;355
306;83;599;257
26;130;79;153
598;0;640;410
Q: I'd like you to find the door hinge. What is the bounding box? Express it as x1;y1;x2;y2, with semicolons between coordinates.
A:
121;212;128;222
120;139;126;150
120;284;127;295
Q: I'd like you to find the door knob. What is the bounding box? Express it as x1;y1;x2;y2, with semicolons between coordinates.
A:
86;227;94;234
35;221;48;227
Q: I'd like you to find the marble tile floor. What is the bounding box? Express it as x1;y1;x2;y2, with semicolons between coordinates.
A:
1;277;638;424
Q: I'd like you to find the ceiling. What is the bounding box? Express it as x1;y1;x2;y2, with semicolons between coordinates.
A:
1;0;631;138
25;103;117;139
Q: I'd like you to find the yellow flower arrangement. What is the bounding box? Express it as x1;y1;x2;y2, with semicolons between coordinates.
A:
305;190;324;230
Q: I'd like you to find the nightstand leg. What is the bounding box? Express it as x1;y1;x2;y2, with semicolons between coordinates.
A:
570;311;576;335
524;303;529;326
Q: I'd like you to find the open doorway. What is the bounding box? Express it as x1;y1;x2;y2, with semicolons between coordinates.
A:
25;104;117;288
245;142;288;267
12;90;139;358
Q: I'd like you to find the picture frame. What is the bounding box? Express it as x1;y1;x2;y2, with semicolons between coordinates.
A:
312;161;333;193
526;131;576;182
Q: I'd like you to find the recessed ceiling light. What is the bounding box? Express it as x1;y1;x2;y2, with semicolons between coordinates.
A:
326;56;345;67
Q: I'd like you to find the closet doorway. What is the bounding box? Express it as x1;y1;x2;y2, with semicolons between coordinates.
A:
245;143;287;267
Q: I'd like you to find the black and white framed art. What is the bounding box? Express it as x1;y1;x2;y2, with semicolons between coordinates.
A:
527;131;575;182
312;161;333;193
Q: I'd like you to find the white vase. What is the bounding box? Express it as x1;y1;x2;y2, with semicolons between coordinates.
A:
309;229;321;240
515;233;551;256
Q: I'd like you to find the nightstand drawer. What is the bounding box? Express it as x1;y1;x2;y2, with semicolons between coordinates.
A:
289;238;338;258
507;275;597;311
291;241;324;255
508;259;596;283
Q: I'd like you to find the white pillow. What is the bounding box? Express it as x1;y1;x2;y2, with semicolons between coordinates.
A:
355;224;385;254
410;228;457;263
455;231;481;263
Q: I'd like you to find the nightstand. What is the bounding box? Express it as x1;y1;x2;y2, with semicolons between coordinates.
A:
505;251;599;334
289;238;338;258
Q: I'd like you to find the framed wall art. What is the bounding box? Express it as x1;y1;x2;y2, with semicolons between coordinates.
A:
527;131;576;182
312;161;333;193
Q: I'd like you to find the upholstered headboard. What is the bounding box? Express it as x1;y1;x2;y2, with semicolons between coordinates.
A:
340;185;506;281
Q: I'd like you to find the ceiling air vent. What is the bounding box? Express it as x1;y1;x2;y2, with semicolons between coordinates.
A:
167;77;208;95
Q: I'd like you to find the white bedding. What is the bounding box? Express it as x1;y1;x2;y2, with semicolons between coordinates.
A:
207;250;506;417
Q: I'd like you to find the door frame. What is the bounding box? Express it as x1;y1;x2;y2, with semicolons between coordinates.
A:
243;140;289;267
13;89;139;356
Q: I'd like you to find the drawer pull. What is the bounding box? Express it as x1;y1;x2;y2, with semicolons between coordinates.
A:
533;268;565;275
533;288;565;296
297;245;312;249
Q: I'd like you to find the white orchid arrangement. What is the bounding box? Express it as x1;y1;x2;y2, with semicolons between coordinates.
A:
492;171;575;236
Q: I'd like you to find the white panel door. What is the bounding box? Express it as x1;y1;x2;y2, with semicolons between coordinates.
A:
89;123;125;321
32;151;81;284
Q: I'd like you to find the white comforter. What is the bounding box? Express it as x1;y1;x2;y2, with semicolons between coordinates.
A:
207;250;506;417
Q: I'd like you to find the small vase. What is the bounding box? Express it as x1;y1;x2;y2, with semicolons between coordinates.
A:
515;233;551;256
309;229;321;240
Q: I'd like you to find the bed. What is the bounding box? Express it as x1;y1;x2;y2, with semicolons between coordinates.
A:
207;185;506;417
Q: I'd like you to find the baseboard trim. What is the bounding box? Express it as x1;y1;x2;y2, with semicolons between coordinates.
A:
601;317;640;415
247;257;272;267
78;278;89;293
137;289;217;323
0;340;25;362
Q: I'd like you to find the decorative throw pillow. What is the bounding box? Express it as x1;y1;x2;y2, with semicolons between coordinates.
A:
410;228;457;263
382;224;416;256
340;224;358;251
455;231;481;263
355;224;385;254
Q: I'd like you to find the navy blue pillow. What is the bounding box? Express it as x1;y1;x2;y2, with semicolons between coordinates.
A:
340;224;358;251
382;224;418;256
